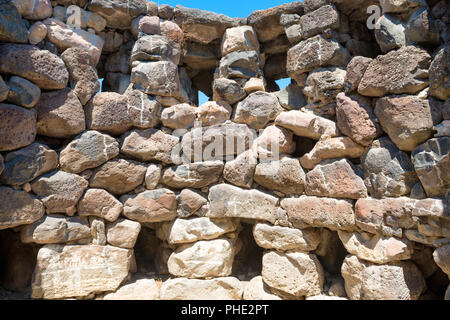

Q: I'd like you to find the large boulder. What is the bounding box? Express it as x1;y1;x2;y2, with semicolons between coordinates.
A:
0;104;37;152
160;277;243;300
341;255;426;300
124;84;162;129
218;51;262;80
336;93;381;146
59;131;119;173
43;18;104;66
233;92;284;130
106;218;141;249
338;231;413;264
412;137;449;197
31;171;88;215
35;88;86;138
161;104;196;130
174;5;240;44
429;46;449;101
89;159;147;195
301;137;366;170
61;48;100;105
168;239;236;279
11;0;52;20
78;189;123;223
196;101;232;127
223;150;257;189
0;44;68;89
161;161;224;189
121;189;177;223
305;159;368;199
212;78;247;105
85;92;132;136
375;95;441;151
299;4;340;39
31;245;133;299
262;251;324;298
275;111;339;140
131;35;181;66
358;46;431;97
253;224;321;252
0;187;44;230
0;143;58;186
120;129;179;164
254;157;306;195
0;0;28;43
21;215;91;245
180;121;255;162
374;14;406;53
361;138;419;198
157;217;239;245
287;35;350;83
88;0;147;29
253;125;296;159
6;76;41;109
281;196;355;231
208;184;280;224
221;26;259;56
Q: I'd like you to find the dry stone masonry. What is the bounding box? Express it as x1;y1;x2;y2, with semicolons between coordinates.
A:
0;0;449;300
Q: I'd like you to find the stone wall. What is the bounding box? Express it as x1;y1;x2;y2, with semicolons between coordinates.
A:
0;0;449;300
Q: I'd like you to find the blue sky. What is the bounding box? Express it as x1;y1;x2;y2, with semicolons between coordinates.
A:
152;0;299;18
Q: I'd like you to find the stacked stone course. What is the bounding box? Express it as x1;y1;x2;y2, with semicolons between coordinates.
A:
0;0;449;300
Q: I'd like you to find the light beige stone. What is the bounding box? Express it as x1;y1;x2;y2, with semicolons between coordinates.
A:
243;276;282;300
106;218;141;249
78;189;123;222
103;279;160;300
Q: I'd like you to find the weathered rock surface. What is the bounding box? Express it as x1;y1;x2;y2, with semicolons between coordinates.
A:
122;189;177;223
281;197;355;231
299;5;340;39
433;245;450;277
361;137;419;198
103;279;159;300
120;129;179;164
254;157;306;195
0;187;44;230
358;46;431;97
375;95;441;152
78;189;123;222
336;93;381;146
429;46;449;101
341;255;426;300
161;161;224;189
221;26;259;56
243;276;282;300
275;111;339;140
160;277;243;300
161;104;196;130
124;85;162;129
181;122;255;162
31;171;88;215
0;44;69;89
157;217;239;245
0;0;28;43
85;92;132;136
301;137;366;170
61;47;100;106
0;104;37;152
6;76;41;108
287;35;350;82
177;189;208;218
223;150;257;189
196;101;232;127
168;239;236;279
345;56;373;93
88;0;147;29
0;143;58;186
31;245;133;299
262;251;324;298
253;125;296;159
145;164;162;190
208;184;279;224
212;78;247;105
338;231;413;264
131;35;181;66
106;218;141;249
89;159;147;195
412;137;449;197
234;92;284;130
21;215;91;245
374;14;406;53
253;224;320;252
306;159;368;199
36;88;85;138
60;131;119;173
